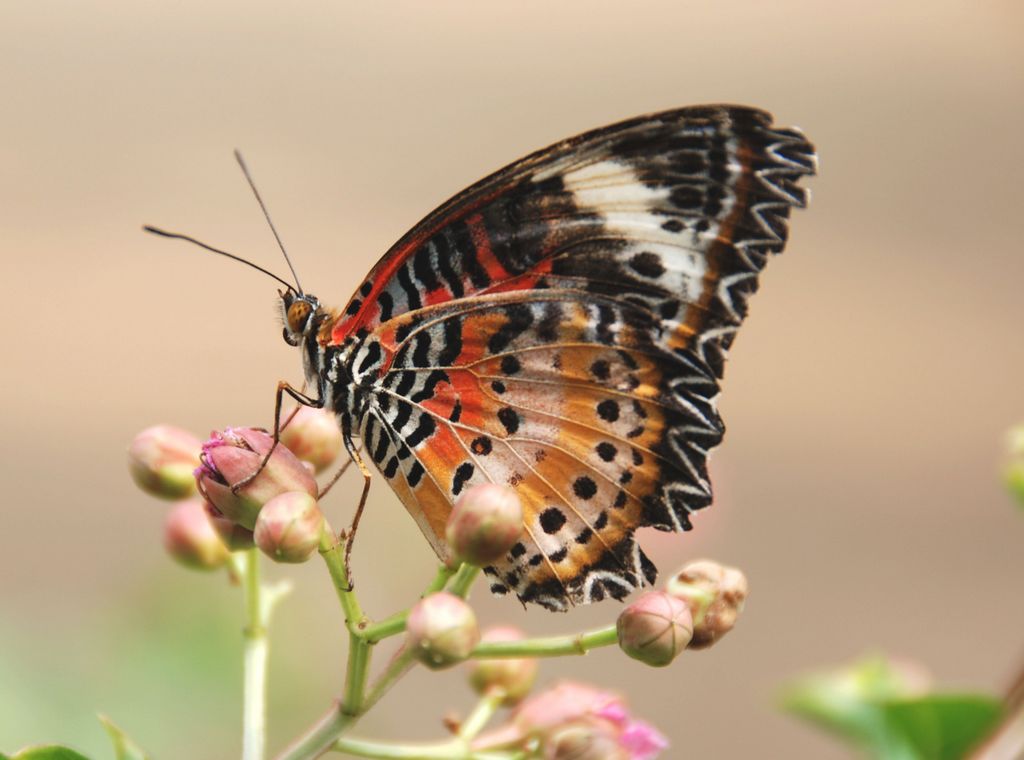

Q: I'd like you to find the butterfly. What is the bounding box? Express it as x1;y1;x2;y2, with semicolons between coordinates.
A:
165;105;816;611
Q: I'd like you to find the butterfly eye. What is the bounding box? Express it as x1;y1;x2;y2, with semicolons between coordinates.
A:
287;301;312;333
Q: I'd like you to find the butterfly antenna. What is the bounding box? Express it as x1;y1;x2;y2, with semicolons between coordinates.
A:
233;149;304;295
142;225;297;292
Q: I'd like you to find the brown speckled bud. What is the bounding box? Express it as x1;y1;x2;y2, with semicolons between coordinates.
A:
163;498;230;570
279;407;344;473
667;559;748;649
468;626;538;704
446;484;523;567
128;425;201;500
254;491;324;563
195;427;317;530
616;591;692;667
406;592;480;670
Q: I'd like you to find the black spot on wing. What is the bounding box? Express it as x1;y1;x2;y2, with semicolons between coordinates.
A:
540;507;566;534
497;407;520;434
451;462;474;495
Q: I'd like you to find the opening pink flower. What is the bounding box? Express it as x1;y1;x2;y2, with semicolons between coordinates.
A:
473;681;668;759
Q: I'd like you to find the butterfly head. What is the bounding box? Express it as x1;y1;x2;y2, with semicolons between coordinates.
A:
280;290;322;347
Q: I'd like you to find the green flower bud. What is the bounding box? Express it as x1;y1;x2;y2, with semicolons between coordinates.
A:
195;427;317;530
279;407;344;473
254;491;324;563
667;559;748;649
127;425;201;500
163;498;230;570
468;626;538;704
446;484;523;566
406;592;480;670
616;591;692;667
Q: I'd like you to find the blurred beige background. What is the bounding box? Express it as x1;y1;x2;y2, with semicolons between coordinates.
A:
2;1;1023;757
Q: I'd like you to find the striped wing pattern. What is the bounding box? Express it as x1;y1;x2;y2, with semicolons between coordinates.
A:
325;105;816;610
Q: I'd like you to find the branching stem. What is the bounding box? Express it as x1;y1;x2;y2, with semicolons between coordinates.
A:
470;625;618;658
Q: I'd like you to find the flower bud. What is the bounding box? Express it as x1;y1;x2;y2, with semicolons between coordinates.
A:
667;559;748;649
406;592;480;670
279;407;344;473
195;427;317;530
254;491;324;563
128;425;201;500
616;591;693;667
468;626;538;704
205;501;255;550
494;682;668;760
545;721;630;760
163;498;230;570
446;484;523;566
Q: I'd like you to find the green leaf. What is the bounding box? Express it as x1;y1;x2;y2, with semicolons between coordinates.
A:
782;657;1003;759
781;656;917;751
878;694;1003;760
97;716;150;760
10;748;92;760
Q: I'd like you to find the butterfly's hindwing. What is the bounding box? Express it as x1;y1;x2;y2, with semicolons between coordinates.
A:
325;105;815;610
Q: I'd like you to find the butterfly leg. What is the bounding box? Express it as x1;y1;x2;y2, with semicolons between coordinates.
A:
317;451;358;499
231;380;324;493
339;436;372;591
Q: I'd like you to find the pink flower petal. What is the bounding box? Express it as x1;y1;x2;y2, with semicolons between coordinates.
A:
620;719;669;760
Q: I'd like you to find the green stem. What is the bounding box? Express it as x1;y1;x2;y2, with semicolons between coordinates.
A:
275;702;357;760
342;635;371;716
242;549;267;760
332;735;515;759
361;611;407;644
360;565;459;643
363;645;417;713
319;522;367;634
457;691;504;741
448;564;480;598
279;565;473;758
470;624;618;658
425;565;457;594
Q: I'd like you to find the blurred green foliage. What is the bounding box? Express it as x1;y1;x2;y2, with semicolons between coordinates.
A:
0;569;240;759
8;748;91;760
782;656;1002;759
1005;424;1024;510
97;716;148;760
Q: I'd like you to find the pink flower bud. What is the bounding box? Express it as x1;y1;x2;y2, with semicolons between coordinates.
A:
481;682;667;760
468;626;538;704
616;591;693;667
128;425;201;500
406;592;480;670
204;501;255;551
254;491;324;563
279;407;344;473
446;484;523;566
666;559;748;649
195;427;318;530
163;498;230;570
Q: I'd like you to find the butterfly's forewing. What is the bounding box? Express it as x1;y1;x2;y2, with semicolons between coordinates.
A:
333;105;816;609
